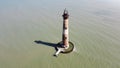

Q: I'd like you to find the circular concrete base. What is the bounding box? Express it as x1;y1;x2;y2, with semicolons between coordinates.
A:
55;41;74;54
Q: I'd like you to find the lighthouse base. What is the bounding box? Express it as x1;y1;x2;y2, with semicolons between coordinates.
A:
54;41;74;56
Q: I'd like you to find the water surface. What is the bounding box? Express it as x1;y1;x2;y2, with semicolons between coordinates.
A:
0;0;120;68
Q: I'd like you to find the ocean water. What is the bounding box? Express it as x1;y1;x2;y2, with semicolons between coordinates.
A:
0;0;120;68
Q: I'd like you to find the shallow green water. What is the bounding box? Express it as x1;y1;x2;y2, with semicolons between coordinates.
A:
0;0;120;68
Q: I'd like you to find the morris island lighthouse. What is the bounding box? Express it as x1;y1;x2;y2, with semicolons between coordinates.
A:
54;9;74;57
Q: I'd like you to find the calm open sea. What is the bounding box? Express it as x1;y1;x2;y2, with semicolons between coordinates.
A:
0;0;120;68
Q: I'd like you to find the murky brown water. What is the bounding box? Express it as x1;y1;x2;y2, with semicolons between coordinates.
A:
0;0;120;68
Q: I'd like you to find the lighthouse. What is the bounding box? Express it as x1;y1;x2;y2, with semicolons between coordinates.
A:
62;9;69;49
54;9;74;57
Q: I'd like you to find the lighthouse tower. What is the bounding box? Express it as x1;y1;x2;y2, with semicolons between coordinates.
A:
62;9;69;49
54;9;74;57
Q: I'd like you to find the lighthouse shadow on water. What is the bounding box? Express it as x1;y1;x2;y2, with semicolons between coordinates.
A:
34;40;57;47
34;40;75;57
34;40;62;51
34;40;63;57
